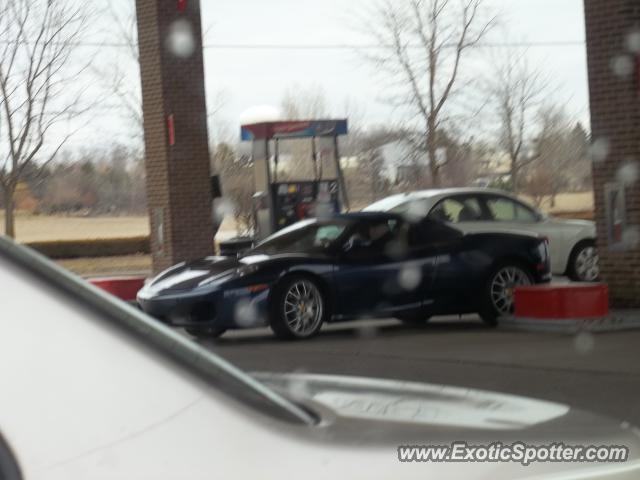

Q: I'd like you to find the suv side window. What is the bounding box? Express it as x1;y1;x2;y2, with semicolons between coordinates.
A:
485;196;538;223
428;196;484;223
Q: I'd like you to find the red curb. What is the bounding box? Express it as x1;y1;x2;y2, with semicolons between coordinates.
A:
514;283;609;320
89;276;146;302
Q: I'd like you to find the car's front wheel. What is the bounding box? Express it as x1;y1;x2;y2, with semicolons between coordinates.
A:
270;275;327;340
568;240;600;282
480;262;533;326
185;326;226;339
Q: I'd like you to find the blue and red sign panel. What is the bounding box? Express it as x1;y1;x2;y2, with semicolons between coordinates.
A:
241;120;348;141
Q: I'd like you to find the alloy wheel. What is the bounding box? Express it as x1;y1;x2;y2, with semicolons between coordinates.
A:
283;280;324;337
490;266;531;316
575;246;599;282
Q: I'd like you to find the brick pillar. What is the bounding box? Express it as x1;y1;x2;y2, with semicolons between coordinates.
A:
135;0;213;273
584;0;640;307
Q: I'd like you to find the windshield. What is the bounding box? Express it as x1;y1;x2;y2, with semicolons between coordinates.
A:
362;195;408;213
251;219;348;255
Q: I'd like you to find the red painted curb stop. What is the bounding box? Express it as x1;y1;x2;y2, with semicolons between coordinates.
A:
88;276;146;302
514;283;609;320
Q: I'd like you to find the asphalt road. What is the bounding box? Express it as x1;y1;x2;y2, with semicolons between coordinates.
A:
200;315;640;426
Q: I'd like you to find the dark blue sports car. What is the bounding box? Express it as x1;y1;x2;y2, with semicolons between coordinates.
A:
137;213;551;340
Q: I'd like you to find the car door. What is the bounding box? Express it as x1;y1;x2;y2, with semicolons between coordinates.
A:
406;219;463;313
477;195;565;273
332;218;436;319
427;194;562;274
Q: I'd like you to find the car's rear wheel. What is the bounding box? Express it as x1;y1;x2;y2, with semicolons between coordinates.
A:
270;275;326;339
568;240;599;282
185;326;226;339
480;262;533;326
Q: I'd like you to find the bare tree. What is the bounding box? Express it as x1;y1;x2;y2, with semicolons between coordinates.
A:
213;143;254;235
0;0;89;237
360;0;494;187
99;2;144;140
277;85;330;180
281;84;329;120
489;50;547;192
524;105;587;208
96;4;226;144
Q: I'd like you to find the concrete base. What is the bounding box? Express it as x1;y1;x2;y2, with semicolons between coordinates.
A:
499;310;640;334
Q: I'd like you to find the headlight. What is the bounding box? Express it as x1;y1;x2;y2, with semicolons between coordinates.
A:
236;264;261;277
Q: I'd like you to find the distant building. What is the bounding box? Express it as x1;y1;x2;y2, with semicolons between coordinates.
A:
473;153;511;187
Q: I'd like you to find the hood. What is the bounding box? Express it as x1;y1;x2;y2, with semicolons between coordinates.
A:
254;372;640;449
148;254;273;293
149;256;240;292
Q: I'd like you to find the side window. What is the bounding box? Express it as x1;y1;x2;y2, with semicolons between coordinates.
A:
345;219;402;254
428;197;483;223
486;197;538;223
390;199;430;222
313;224;345;247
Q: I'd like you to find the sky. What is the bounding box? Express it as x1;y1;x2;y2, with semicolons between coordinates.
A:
78;0;589;150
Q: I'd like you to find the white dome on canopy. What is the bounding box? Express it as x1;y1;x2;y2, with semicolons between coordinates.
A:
239;105;282;125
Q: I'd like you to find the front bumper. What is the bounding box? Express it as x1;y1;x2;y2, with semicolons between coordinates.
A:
137;285;271;329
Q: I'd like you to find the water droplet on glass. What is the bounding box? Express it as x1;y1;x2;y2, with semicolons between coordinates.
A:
588;138;610;163
611;55;635;78
621;226;640;250
398;265;421;291
615;161;640;186
626;29;640;53
214;198;235;223
234;299;258;327
166;19;195;58
573;331;595;354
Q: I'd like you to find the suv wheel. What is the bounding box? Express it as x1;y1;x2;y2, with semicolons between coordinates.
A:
568;241;599;282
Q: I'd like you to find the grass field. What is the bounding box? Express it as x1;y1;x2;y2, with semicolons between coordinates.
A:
1;192;594;276
0;212;240;243
1;212;150;243
58;254;152;276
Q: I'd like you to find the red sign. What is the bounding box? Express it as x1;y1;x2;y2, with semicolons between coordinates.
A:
272;121;311;134
637;55;640;93
177;0;187;12
167;114;175;146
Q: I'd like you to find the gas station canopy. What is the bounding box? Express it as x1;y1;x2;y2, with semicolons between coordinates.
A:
241;119;348;141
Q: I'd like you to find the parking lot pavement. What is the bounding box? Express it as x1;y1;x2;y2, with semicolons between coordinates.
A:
199;315;640;425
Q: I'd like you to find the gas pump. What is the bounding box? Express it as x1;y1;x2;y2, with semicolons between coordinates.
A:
241;119;350;241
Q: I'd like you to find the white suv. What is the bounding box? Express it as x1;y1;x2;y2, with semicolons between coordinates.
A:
364;188;599;282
